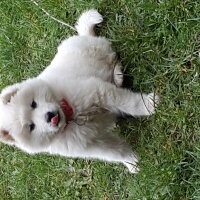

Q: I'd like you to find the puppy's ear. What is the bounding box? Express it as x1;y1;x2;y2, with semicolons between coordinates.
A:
0;83;21;104
0;129;15;145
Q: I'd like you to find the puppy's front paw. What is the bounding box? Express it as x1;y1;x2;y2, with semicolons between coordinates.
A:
123;154;139;174
144;93;159;115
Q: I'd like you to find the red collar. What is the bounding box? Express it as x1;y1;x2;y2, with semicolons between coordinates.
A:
60;98;73;122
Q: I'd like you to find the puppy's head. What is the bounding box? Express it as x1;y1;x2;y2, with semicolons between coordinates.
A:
0;78;67;153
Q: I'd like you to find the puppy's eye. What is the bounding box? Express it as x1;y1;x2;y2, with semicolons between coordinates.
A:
29;123;35;132
31;100;37;109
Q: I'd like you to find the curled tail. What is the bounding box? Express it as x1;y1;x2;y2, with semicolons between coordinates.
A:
75;9;103;36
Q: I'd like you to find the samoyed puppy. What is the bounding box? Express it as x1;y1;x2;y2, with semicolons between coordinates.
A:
0;10;158;173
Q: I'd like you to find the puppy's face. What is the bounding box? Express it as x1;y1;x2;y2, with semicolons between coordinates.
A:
0;79;66;153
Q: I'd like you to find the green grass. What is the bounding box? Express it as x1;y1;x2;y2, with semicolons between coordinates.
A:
0;0;200;199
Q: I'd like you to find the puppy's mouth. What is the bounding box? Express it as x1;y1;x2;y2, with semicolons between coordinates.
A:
48;98;73;129
51;112;60;127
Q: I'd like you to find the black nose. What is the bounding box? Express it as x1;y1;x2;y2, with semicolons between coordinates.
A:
45;112;56;123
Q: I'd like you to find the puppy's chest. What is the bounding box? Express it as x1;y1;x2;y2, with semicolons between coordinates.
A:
72;105;108;125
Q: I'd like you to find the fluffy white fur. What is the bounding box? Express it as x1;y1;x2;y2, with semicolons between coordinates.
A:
0;10;159;173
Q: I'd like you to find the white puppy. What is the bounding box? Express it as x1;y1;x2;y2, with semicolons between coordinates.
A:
0;10;158;173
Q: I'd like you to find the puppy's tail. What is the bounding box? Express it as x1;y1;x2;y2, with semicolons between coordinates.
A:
75;9;103;36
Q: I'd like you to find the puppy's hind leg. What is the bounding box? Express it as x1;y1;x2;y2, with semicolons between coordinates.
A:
75;10;103;36
75;134;139;173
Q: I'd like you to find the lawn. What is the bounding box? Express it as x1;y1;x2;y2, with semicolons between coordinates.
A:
0;0;200;199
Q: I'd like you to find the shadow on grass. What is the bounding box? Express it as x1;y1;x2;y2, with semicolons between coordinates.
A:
117;115;153;151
